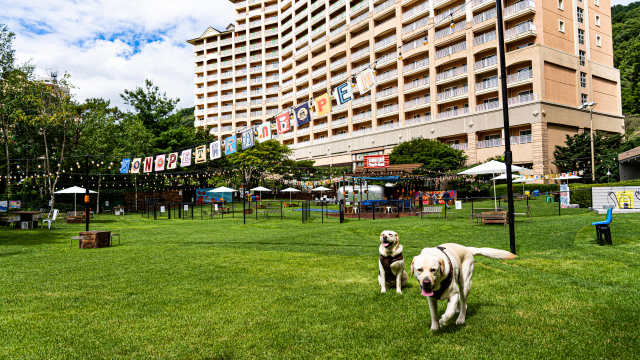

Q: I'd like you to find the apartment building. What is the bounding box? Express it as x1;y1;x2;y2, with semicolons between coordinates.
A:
187;0;623;175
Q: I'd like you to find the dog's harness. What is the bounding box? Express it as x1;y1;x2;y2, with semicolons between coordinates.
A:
379;253;403;282
432;246;454;300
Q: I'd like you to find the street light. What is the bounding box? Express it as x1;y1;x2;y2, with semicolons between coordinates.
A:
578;102;597;183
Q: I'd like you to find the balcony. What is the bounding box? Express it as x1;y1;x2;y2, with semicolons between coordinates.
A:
235;47;246;55
265;16;278;26
266;108;278;115
266;96;279;103
265;39;279;49
352;94;372;108
250;31;263;40
295;11;308;22
449;143;468;150
250;77;262;85
403;17;429;35
332;117;348;127
195;98;205;105
194;119;205;127
404;76;430;93
473;7;496;25
296;87;309;97
376;86;398;101
237;24;247;31
312;66;327;78
235;57;247;65
434;41;466;60
296;44;309;55
330;71;347;84
297;127;311;136
436;107;469;119
282;69;293;80
221;105;233;112
221;125;233;133
296;34;309;47
376;52;397;67
505;22;536;42
235;35;247;43
266;86;279;94
402;38;423;54
250;98;263;106
313;79;327;90
373;0;394;15
473;30;497;46
351;46;370;62
476;137;505;149
329;24;346;38
330;57;347;70
353;127;372;136
376;121;399;132
266;74;279;83
331;102;348;113
350;0;368;16
296;75;309;85
435;64;467;84
220;38;232;46
436;85;468;103
510;134;533;145
250;65;263;74
474;55;498;73
375;34;397;51
282;44;293;56
329;12;347;29
207;75;218;81
435;20;466;41
282;79;294;89
351;12;369;29
403;57;429;75
404;114;431;126
249;20;262;28
329;0;346;14
508;93;537;106
476;100;500;112
236;92;248;99
312;11;326;25
250;110;263;118
195;87;205;94
206;116;219;125
504;0;536;21
236;100;247;107
475;77;499;94
350;62;370;75
265;50;279;60
313;121;329;132
472;0;494;11
194;44;205;51
404;95;431;110
311;35;326;48
265;4;278;13
375;69;398;84
506;69;533;87
434;4;465;24
250;88;263;96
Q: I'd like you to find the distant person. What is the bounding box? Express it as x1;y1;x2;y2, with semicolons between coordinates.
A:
442;191;451;209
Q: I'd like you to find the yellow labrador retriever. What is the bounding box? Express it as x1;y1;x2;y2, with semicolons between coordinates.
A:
378;230;408;294
411;243;516;330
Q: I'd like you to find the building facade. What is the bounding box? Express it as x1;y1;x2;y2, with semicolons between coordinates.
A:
187;0;623;175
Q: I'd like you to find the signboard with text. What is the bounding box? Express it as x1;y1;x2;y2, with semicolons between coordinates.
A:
363;154;389;169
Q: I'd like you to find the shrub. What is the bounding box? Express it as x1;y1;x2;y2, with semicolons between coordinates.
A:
491;184;559;197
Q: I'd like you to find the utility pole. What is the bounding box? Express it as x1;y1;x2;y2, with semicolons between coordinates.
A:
242;163;246;225
85;154;90;232
578;102;598;183
496;1;516;255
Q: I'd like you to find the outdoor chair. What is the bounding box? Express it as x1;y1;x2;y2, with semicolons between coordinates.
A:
102;207;112;214
1;214;19;229
110;233;121;246
591;208;613;245
41;209;59;229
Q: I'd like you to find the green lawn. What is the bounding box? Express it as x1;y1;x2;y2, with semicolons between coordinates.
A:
1;206;639;359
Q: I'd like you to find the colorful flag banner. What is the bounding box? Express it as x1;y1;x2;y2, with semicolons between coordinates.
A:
241;129;255;150
225;135;237;155
143;157;153;173
120;159;130;174
131;158;142;173
276;111;291;134
195;145;207;164
210;140;221;160
356;68;376;94
294;102;311;127
314;93;331;117
257;122;271;143
181;149;192;167
167;152;178;169
333;81;354;105
155;154;165;172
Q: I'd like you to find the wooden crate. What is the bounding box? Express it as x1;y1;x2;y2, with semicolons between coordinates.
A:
79;231;111;248
243;209;253;215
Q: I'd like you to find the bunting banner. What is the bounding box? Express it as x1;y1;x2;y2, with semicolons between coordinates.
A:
210;140;221;160
167;152;178;169
294;102;311;127
120;159;130;174
225;135;237;155
143;156;153;173
241;129;255;150
195;145;207;164
333;81;354;105
131;158;141;174
257;122;271;143
276;111;291;134
155;154;165;172
181;149;192;167
314;93;331;117
356;68;376;94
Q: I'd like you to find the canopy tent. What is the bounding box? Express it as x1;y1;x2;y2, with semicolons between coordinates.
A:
208;187;237;203
281;187;301;203
352;176;406;182
312;186;331;199
250;186;272;204
458;160;529;210
54;186;97;212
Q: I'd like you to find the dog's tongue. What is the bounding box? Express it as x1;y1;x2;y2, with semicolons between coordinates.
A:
382;243;390;247
422;289;434;297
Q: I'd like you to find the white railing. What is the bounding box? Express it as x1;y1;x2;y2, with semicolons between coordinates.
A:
195;87;205;94
434;41;466;59
236;101;247;107
375;69;398;83
265;38;279;48
475;77;499;91
221;104;233;112
296;76;308;85
505;22;536;39
282;32;293;44
235;35;246;43
508;93;537;105
266;96;279;103
353;127;372;136
237;24;247;31
402;38;422;52
297;45;309;54
375;34;397;50
235;92;247;99
436;107;469;119
474;55;498;70
312;24;325;38
296;87;309;97
329;24;346;38
436;64;467;81
312;66;326;78
312;11;326;25
350;62;370;75
251;89;263;96
207;116;219;123
476;138;505;149
351;46;370;59
221;114;233;121
282;70;293;80
314;122;329;131
376;122;399;132
330;57;347;69
251;110;263;117
404;114;431;126
330;12;347;27
249;20;262;28
510;134;533;145
221;94;233;101
331;102;348;112
265;4;278;12
221;125;233;132
207;75;218;81
403;1;430;20
207;86;219;92
434;20;465;40
249;42;262;51
332;117;348;126
473;7;496;24
250;99;263;106
266;108;278;115
352;94;371;105
311;36;326;47
434;4;465;24
220;38;232;46
404;76;430;90
233;81;246;88
266;86;279;94
377;103;399;114
267;74;279;83
473;30;497;46
376;87;398;99
475;101;500;112
332;132;349;140
472;0;492;7
402;17;429;34
403;58;429;72
297;127;310;135
376;51;397;65
206;64;217;70
250;66;263;74
450;143;468;150
313;79;327;89
353;111;372;122
436;85;468;101
221;71;232;79
195;44;205;51
507;69;533;83
265;50;279;59
249;54;262;62
235;58;247;65
351;0;368;14
504;0;535;17
373;0;394;14
404;95;431;108
250;77;262;85
195;98;205;105
329;0;346;13
250;31;262;40
351;12;369;27
236;112;248;119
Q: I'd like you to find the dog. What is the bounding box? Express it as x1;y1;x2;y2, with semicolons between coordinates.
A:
411;243;516;330
378;230;408;294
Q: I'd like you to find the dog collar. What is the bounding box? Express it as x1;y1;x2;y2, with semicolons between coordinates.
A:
431;246;453;300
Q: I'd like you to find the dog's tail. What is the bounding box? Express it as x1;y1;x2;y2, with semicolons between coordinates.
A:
467;247;516;260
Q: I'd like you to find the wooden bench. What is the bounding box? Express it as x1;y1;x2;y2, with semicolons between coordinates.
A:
420;206;443;219
475;211;508;226
514;205;531;223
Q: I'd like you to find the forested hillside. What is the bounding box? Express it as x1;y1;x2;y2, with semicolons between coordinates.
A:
612;1;640;115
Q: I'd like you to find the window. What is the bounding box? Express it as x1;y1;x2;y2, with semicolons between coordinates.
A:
579;50;586;66
446;140;460;145
577;7;584;23
518;89;533;96
519;130;532;136
580;72;587;87
558;0;564;9
581;93;588;104
578;29;585;45
485;134;501;140
595;0;599;6
595;14;601;26
559;20;565;33
596;35;602;47
484;97;499;104
516;42;534;50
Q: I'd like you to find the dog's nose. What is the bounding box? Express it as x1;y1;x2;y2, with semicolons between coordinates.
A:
423;278;431;285
382;235;387;241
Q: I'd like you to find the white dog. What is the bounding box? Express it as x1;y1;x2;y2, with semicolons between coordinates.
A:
411;243;516;330
378;230;408;294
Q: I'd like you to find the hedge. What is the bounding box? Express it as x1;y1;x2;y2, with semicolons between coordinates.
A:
491;184;559;197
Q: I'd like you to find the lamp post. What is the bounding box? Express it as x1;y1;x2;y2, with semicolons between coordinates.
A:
578;102;597;183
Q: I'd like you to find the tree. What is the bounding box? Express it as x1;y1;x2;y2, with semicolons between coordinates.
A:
389;137;468;171
612;2;640;114
226;140;293;189
120;79;179;136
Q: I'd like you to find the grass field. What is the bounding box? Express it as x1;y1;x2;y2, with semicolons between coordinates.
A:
1;204;639;359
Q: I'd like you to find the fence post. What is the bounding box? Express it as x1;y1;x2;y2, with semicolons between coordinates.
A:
373;203;376;220
444;202;447;219
559;195;561;216
281;201;283;220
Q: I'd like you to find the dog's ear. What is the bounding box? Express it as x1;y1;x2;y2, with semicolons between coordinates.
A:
410;259;415;276
438;258;446;276
394;232;399;243
379;233;383;244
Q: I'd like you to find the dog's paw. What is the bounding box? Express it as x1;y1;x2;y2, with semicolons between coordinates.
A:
380;288;387;293
439;319;448;327
455;318;466;325
430;324;440;331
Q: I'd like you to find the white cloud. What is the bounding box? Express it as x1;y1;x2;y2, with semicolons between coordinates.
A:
1;0;235;111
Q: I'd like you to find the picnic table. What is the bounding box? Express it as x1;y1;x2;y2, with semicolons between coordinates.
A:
469;207;504;224
10;211;41;229
113;206;126;215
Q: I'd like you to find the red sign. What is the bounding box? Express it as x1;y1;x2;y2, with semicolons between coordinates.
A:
276;111;291;134
363;154;389;168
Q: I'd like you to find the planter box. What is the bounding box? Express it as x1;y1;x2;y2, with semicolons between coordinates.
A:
79;231;111;248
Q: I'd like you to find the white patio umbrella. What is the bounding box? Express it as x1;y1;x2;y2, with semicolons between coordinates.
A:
250;186;272;204
312;186;331;199
458;160;529;210
281;187;300;204
554;175;582;184
492;173;535;194
54;186;97;212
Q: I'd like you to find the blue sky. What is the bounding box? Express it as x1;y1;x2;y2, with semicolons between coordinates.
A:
0;0;235;110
